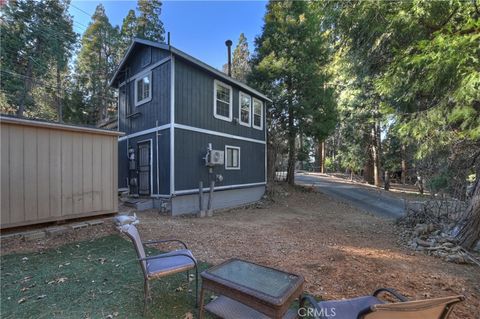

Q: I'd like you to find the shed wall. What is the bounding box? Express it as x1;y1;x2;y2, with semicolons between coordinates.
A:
0;120;119;228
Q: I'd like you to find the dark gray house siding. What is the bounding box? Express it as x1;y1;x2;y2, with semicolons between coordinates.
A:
156;129;171;195
111;39;270;213
118;50;171;135
126;45;170;79
174;57;266;141
118;139;128;189
174;128;265;192
117;129;170;195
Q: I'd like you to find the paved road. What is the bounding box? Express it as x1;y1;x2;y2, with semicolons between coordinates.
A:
295;173;405;219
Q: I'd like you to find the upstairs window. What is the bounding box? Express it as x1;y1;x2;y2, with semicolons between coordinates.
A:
252;98;263;130
239;92;251;126
225;145;240;170
214;80;232;121
135;72;152;106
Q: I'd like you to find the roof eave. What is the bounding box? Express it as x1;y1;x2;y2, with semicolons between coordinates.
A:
108;39;272;102
170;47;272;102
108;38;170;88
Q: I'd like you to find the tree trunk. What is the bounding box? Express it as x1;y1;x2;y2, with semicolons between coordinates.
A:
371;123;382;187
98;45;104;122
267;138;276;184
416;174;424;194
318;140;325;173
384;170;390;191
286;77;295;185
364;143;375;185
457;177;480;249
18;60;33;117
299;133;304;170
56;63;63;122
286;104;296;185
401;144;407;184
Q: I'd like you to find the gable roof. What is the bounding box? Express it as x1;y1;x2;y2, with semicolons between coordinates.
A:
109;38;271;102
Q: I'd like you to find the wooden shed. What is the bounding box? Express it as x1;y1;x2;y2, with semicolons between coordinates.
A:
0;116;122;229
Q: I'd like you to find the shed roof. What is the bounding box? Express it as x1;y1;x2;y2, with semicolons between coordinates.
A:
109;38;272;102
0;115;124;136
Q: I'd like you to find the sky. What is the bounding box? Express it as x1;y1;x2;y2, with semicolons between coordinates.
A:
69;1;268;70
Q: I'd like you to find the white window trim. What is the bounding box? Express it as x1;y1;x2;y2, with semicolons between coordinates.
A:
238;91;251;127
252;97;264;130
134;71;152;107
225;145;240;170
213;79;233;122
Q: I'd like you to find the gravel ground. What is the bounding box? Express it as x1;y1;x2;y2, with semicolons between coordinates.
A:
2;184;478;318
136;185;479;319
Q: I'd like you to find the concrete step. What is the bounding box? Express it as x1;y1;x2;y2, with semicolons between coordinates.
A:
124;198;154;211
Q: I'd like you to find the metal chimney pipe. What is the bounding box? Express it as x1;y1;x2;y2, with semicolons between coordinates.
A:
225;40;232;77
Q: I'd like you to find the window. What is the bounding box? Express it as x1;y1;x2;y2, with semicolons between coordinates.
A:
252;98;263;130
225;146;240;170
214;80;232;121
239;92;251;126
135;72;152;106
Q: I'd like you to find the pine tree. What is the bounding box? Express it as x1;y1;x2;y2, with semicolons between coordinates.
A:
119;9;137;55
46;0;77;122
227;33;251;82
75;4;119;124
0;0;75;119
327;1;479;248
136;0;165;42
251;1;335;185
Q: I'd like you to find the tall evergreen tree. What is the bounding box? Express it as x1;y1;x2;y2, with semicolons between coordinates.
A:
119;9;137;56
136;0;165;42
327;0;479;248
0;0;75;119
47;0;77;122
251;0;336;185
75;4;119;123
223;33;251;82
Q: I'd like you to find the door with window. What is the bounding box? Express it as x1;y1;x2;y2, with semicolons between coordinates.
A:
137;141;151;195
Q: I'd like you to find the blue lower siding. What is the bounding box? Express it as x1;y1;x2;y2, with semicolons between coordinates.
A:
118;127;265;196
171;185;265;215
174;128;266;192
118;140;128;189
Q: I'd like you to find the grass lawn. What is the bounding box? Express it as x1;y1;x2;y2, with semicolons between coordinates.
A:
1;235;209;318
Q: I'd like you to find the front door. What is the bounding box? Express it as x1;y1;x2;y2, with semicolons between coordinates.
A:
138;141;151;195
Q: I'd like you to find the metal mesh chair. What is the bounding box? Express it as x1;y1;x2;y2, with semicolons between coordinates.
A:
301;288;464;319
119;224;198;314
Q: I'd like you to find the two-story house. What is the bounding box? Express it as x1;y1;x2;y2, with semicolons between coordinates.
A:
109;38;270;215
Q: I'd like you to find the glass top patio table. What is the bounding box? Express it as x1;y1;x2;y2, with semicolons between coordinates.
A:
203;258;302;299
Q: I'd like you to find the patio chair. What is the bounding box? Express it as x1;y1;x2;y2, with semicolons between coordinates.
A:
119;224;198;314
300;288;464;319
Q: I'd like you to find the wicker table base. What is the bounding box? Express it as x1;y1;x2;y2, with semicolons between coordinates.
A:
199;258;304;319
205;296;298;319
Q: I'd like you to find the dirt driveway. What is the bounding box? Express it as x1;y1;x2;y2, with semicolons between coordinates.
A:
135;185;479;319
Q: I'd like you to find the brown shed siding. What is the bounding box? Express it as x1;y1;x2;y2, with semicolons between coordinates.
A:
0;117;122;229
